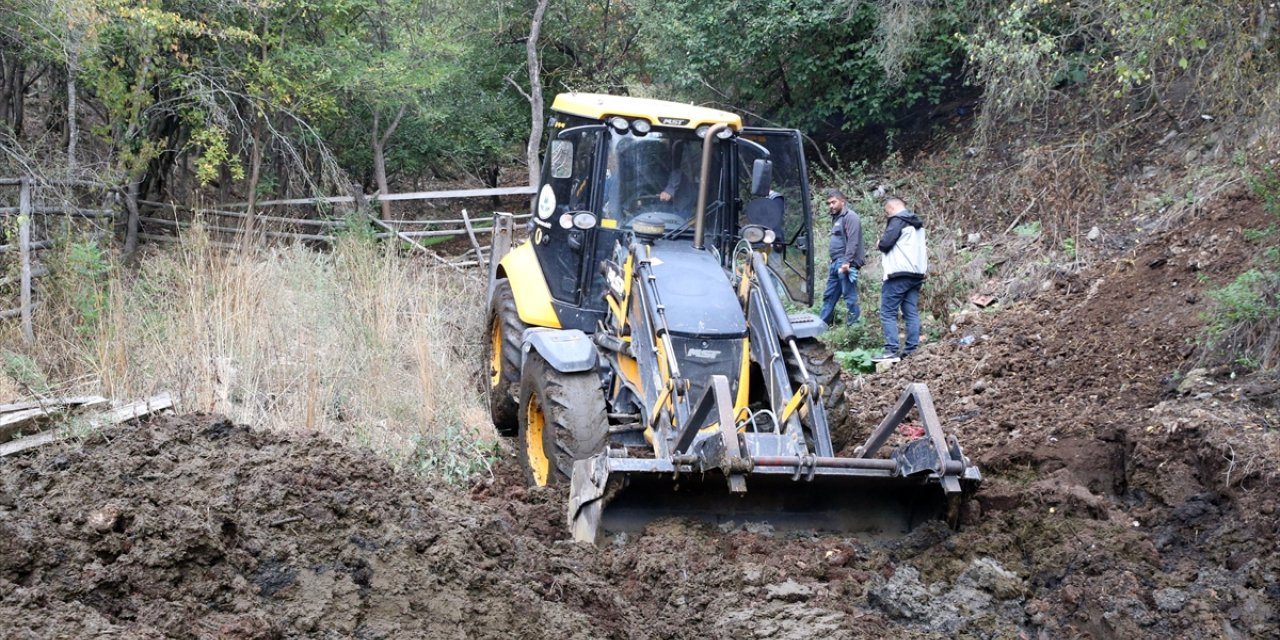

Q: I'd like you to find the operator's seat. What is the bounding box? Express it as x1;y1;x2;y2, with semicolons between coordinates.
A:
744;191;784;239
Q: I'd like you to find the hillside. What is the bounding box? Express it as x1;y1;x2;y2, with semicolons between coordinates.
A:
2;186;1276;638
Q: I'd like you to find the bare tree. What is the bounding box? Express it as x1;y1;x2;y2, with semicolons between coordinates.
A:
522;0;549;188
371;104;407;219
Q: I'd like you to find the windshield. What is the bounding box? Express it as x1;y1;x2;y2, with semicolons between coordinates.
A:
603;130;724;233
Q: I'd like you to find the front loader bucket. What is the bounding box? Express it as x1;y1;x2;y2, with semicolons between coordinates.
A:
569;446;980;544
569;383;981;544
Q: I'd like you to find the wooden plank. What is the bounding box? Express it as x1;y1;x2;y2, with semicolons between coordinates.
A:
0;206;114;217
19;178;32;343
0;266;48;288
221;185;536;208
137;200;348;228
138;216;336;242
0;303;39;319
461;208;484;259
486;212;516;301
0;177;108;188
138;232;243;251
377;186;537;202
0;239;55;254
0;407;56;442
368;214;473;275
0;431;57;456
100;391;174;424
0;396;109;414
379;211;529;225
0;392;173;457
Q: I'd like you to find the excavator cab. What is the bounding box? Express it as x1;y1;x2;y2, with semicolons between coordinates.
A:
484;93;980;543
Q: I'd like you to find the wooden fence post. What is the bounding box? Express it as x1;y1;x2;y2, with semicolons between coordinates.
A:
18;177;33;343
486;212;514;302
461;208;483;260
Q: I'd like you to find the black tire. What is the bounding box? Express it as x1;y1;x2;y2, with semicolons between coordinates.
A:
485;279;526;436
786;338;854;452
517;353;608;487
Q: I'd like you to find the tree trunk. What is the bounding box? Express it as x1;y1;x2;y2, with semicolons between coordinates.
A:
123;177;141;256
524;0;549;190
0;55;10;131
371;105;407;220
244;114;263;237
66;47;78;177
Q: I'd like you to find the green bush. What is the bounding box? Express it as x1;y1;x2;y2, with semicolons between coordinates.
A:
834;348;877;373
1202;267;1280;369
410;423;501;485
1;349;50;393
1250;165;1280;216
1013;220;1042;238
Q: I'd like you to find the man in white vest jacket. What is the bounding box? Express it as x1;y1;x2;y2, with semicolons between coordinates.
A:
873;197;927;362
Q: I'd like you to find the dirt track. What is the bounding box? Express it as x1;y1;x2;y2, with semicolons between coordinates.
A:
2;197;1277;638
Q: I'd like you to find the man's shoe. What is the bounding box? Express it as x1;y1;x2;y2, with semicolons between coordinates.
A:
871;351;900;363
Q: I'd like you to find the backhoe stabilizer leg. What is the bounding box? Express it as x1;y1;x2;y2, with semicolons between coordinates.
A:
568;454;613;543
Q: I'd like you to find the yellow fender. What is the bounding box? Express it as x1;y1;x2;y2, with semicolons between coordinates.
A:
495;242;561;328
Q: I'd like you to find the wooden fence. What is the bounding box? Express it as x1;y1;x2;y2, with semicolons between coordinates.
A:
0;179;535;341
0;177;115;343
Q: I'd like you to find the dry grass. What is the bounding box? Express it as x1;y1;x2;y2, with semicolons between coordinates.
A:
1;223;493;471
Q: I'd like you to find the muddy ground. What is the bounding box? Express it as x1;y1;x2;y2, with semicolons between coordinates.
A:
2;196;1278;639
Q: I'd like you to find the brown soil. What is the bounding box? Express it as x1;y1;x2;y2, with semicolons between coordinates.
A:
2;195;1277;639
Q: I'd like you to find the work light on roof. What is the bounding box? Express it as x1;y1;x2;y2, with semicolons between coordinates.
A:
631;119;651;134
608;116;629;132
695;124;736;139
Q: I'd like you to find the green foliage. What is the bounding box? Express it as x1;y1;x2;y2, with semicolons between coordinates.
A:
189;126;243;187
1062;236;1076;258
1243;224;1277;243
1013;220;1042;238
954;0;1269;137
1206;269;1280;331
1;349;51;393
1250;165;1280;216
52;239;113;334
639;0;961;132
834;348;877;373
410;423;501;485
823;323;883;374
955;0;1074;110
1201;261;1280;370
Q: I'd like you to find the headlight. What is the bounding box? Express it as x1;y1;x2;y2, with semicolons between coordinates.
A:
631;119;651;134
763;229;776;244
716;126;735;139
572;211;598;230
695;125;709;139
608;116;629;132
740;225;766;243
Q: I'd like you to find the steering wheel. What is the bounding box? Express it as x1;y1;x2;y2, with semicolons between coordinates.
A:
626;210;686;229
623;194;671;216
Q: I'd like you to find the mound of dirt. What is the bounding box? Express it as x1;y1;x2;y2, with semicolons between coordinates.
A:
2;193;1276;639
847;191;1279;637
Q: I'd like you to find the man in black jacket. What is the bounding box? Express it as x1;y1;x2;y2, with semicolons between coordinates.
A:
819;189;865;327
873;197;928;361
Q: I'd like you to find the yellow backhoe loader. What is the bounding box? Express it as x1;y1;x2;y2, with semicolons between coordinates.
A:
484;93;979;542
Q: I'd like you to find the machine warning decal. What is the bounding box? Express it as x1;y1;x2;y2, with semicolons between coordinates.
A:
538;184;556;219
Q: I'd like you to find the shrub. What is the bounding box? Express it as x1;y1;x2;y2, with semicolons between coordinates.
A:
1202;267;1280;369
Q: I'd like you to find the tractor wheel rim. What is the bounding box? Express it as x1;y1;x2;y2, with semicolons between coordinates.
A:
489;315;502;388
525;392;550;486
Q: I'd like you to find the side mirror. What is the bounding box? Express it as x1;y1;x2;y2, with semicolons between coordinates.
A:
750;159;773;197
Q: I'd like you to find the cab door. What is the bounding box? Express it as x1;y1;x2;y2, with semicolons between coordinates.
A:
738;128;815;306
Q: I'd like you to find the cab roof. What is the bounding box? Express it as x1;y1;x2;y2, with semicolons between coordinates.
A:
551;93;743;130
